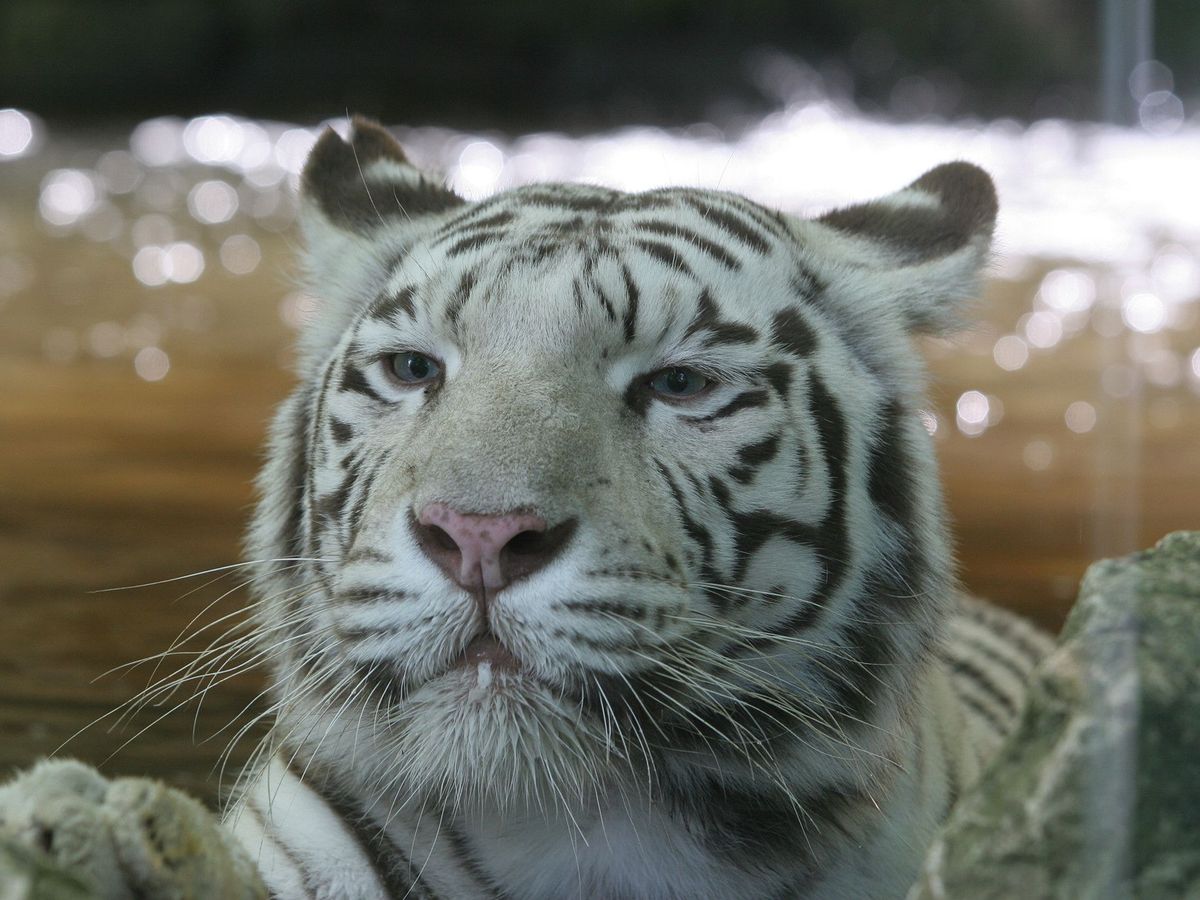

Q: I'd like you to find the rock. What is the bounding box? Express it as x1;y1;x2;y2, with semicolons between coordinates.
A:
0;836;92;899
910;531;1200;899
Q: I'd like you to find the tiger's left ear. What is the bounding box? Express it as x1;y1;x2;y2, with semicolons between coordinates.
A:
806;162;997;335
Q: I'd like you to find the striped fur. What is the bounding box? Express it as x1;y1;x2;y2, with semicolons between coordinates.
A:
228;118;1052;899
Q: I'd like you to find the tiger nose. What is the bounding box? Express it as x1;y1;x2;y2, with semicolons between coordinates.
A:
413;503;576;595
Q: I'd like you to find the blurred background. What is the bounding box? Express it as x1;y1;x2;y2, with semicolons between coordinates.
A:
1;0;1197;804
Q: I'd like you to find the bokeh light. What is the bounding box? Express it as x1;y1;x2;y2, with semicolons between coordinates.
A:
1022;311;1064;350
1038;269;1095;314
219;234;261;275
87;322;124;358
38;169;101;227
1138;90;1185;136
130;117;186;167
134;346;170;381
993;334;1029;371
187;180;239;224
1064;400;1098;434
451;141;506;200
1022;439;1054;471
1121;292;1167;334
956;390;991;437
0;108;39;158
182;115;245;165
132;242;205;286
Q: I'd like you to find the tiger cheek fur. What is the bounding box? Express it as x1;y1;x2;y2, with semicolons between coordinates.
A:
226;118;1052;900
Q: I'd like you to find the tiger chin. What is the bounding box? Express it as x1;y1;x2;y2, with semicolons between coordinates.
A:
1;117;1055;900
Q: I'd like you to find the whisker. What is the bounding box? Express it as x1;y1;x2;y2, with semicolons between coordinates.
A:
88;557;333;593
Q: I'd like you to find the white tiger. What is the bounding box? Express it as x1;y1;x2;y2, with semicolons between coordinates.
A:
1;119;1053;899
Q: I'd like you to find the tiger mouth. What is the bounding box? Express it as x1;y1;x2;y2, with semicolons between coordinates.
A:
456;634;521;674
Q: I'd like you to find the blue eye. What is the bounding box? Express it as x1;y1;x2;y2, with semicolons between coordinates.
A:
648;367;710;399
388;351;441;384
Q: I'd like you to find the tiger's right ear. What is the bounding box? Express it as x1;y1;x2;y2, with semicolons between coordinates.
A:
300;117;464;235
295;118;464;365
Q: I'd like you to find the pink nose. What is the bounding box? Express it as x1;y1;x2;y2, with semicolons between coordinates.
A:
413;503;576;599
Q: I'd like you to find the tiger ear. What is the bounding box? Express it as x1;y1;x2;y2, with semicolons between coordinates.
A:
300;117;464;234
294;118;464;366
809;162;997;335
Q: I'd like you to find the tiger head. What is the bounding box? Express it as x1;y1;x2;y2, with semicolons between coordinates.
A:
249;118;996;811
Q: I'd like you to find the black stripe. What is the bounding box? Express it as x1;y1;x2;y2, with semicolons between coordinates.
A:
635;219;743;269
683;196;773;254
684;289;759;347
244;797;318;899
284;757;436;899
433;209;514;240
283;393;312;564
708;374;849;618
445;268;478;330
329;417;354;444
716;192;794;243
791;266;823;302
737;431;782;467
334;586;407;604
954;686;1010;735
826;606;896;726
951;629;1037;683
339;366;386;403
507;186;682;215
783;374;849;623
509;188;620;212
621;265;640;343
315;471;354;532
961;604;1051;668
660;767;866;878
942;655;1020;720
684;389;769;424
556;598;651;620
593;279;618;321
444;230;505;257
867;401;917;529
305;358;341;559
654;459;723;607
770;307;818;357
634;238;696;277
371;285;417;321
762;361;794;400
728;432;781;483
441;824;512;899
346;455;385;537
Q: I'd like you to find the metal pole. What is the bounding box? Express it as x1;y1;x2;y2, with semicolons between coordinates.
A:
1099;0;1154;124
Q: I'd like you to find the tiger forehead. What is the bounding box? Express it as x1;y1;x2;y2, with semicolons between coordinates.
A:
428;183;794;259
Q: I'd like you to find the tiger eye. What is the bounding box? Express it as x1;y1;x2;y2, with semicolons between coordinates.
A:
649;366;709;399
390;351;440;384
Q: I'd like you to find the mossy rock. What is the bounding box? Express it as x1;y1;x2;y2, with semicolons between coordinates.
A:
910;531;1200;899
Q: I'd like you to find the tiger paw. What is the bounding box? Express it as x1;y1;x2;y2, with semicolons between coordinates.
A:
0;759;266;899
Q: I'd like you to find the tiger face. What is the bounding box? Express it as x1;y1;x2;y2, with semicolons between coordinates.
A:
250;119;996;811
